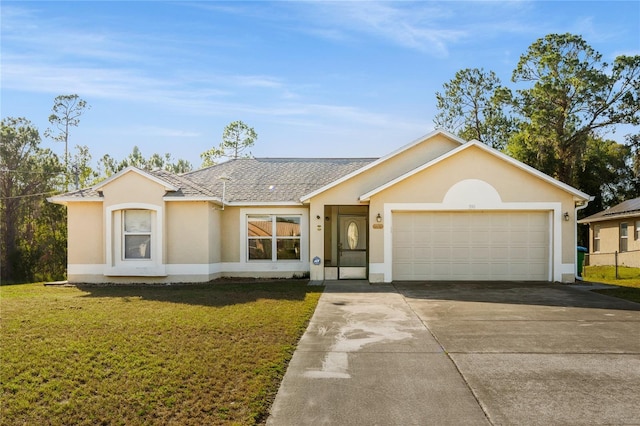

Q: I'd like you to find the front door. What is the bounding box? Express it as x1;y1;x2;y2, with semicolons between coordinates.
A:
338;215;367;279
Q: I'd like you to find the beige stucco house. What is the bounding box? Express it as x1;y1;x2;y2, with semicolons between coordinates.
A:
49;130;591;284
578;197;640;267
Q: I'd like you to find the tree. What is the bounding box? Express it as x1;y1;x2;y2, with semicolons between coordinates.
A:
509;33;640;187
434;68;515;149
44;95;90;188
1;117;64;282
201;120;257;167
70;145;99;189
97;146;193;177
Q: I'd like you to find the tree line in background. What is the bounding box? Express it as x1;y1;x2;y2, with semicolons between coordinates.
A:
2;32;639;283
1;96;257;282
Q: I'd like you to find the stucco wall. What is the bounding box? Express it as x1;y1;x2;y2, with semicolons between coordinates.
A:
100;171;167;208
588;219;640;267
166;201;211;264
67;202;103;265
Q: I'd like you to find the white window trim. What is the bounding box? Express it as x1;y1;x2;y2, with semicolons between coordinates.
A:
105;203;166;276
240;208;309;264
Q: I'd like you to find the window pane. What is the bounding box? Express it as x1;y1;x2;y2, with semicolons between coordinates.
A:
125;235;151;259
594;225;600;238
276;217;300;237
249;238;272;260
125;210;151;232
594;239;600;252
277;238;300;260
621;238;628;252
248;216;272;237
621;223;628;237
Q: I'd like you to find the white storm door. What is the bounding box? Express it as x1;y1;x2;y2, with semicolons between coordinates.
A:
338;215;368;279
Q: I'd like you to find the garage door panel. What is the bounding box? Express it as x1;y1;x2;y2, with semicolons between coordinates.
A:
392;211;549;281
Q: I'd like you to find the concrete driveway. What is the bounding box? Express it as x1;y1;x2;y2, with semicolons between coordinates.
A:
267;281;640;425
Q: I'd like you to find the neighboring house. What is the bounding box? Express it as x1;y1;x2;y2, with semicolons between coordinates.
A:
578;197;640;267
49;130;591;284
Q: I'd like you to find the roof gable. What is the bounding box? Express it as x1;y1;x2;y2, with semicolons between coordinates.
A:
359;140;591;201
93;166;179;192
300;129;465;202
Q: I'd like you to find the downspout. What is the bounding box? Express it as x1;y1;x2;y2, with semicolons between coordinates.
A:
574;197;594;280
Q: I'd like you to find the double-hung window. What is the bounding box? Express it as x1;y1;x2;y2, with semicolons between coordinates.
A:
593;225;600;252
620;223;628;253
123;210;152;260
248;215;301;261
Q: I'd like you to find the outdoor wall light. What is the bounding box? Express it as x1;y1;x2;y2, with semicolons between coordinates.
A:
376;213;382;223
563;212;570;221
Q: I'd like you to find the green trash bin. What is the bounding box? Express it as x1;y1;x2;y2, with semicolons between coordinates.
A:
577;246;587;278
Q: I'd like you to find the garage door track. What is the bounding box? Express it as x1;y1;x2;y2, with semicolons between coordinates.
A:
267;281;640;425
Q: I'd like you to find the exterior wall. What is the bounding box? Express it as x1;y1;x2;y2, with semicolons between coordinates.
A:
220;206;241;263
101;171;167;208
67;202;104;282
166;201;211;264
588;218;640;267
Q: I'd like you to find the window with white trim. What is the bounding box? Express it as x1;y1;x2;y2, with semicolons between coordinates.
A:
123;210;152;260
247;215;301;261
620;222;628;252
593;225;600;252
636;221;640;240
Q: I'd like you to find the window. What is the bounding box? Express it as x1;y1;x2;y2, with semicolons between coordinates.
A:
593;225;600;252
248;215;301;261
636;221;640;240
620;223;628;252
123;210;151;260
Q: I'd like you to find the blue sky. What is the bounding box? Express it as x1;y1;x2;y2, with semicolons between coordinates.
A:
2;1;639;169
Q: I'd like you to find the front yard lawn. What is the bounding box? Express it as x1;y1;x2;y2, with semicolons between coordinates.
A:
583;266;640;304
0;280;322;425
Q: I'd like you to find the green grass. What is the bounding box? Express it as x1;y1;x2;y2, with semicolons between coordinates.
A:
583;265;640;304
0;280;322;425
583;265;640;288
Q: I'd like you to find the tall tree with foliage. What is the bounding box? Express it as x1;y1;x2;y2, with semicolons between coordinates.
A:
434;68;515;150
509;33;640;187
201;120;257;167
1;117;65;282
44;94;90;188
98;146;193;177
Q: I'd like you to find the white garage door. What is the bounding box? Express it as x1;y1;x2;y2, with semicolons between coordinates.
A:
392;211;550;281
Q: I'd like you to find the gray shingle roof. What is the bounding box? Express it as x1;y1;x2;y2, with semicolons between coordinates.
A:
579;197;640;223
184;158;377;203
52;157;377;203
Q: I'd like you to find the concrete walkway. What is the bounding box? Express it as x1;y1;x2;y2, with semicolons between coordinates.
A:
267;281;640;425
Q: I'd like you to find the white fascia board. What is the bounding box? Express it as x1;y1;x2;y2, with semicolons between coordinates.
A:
228;201;305;207
360;140;591;202
300;129;465;203
163;196;222;203
47;196;103;205
93;166;179;192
